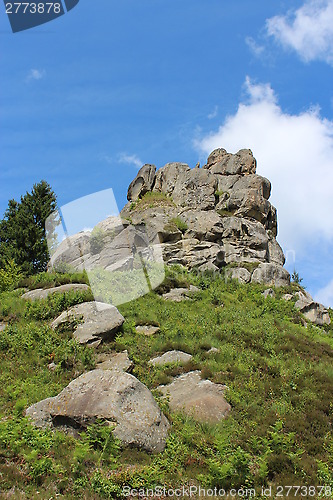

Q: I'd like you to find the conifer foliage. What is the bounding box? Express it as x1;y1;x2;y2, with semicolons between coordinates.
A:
0;180;57;274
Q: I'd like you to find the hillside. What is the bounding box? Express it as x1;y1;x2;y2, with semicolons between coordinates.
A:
0;149;333;499
0;266;333;498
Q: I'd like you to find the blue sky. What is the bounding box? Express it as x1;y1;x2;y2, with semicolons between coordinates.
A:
1;0;333;305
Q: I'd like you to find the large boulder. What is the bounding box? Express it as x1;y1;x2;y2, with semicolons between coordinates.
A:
251;263;290;287
49;232;91;271
294;291;331;326
51;301;125;345
153;162;190;196
171;168;217;210
225;267;251;284
204;148;256;176
22;284;90;302
158;371;231;423
127;164;156;201
26;369;170;453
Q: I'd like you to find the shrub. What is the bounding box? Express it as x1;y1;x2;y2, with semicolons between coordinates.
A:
170;217;188;234
0;259;22;291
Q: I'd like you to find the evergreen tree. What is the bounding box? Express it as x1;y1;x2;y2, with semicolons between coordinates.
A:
0;181;57;274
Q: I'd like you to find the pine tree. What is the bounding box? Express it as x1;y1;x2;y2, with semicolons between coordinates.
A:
0;181;58;274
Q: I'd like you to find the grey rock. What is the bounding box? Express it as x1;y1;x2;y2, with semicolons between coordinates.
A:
96;350;133;372
262;288;275;298
251;263;290;287
26;369;170;453
204;148;256;176
48;362;57;371
162;285;200;302
127;164;156;201
51;301;125;345
22;283;90;301
135;325;160;336
282;293;294;301
225;267;251;284
294;291;331;326
158;371;230;423
171;168;218;210
268;238;286;266
149;350;193;366
181;209;224;241
207;347;219;354
0;322;6;332
49;232;91;271
154;162;191;196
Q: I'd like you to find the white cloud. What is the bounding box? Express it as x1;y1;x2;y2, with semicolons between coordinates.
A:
118;153;143;169
267;0;333;65
314;279;333;308
245;36;265;57
196;77;333;255
26;69;46;82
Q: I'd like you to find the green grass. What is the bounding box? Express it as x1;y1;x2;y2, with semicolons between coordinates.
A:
0;266;333;497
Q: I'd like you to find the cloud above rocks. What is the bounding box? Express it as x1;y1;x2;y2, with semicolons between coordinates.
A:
196;77;333;257
266;0;333;65
118;153;143;169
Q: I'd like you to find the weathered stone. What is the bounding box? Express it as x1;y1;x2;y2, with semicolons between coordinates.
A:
282;294;294;301
127;164;156;201
162;285;200;302
268;238;285;266
51;301;124;345
49;232;91;271
149;350;193;366
135;325;160;336
158;371;230;423
204;148;256;176
207;347;219;354
96;350;133;372
181;209;224;241
262;288;275;298
251;263;290;287
154;162;191;196
225;267;251;284
26;369;170;453
22;283;90;302
0;322;6;332
294;291;331;326
171;169;218;210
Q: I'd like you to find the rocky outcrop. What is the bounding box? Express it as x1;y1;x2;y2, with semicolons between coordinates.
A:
157;371;231;423
49;148;290;287
51;301;125;345
127;164;156;201
294;290;331;326
26;369;170;453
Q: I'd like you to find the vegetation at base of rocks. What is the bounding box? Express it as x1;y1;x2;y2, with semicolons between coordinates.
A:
18;270;89;291
24;288;94;321
0;265;333;497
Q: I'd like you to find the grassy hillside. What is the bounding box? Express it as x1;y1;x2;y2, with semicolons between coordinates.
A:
0;266;333;498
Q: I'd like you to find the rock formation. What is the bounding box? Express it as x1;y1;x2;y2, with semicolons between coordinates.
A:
26;368;170;453
50;148;290;287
